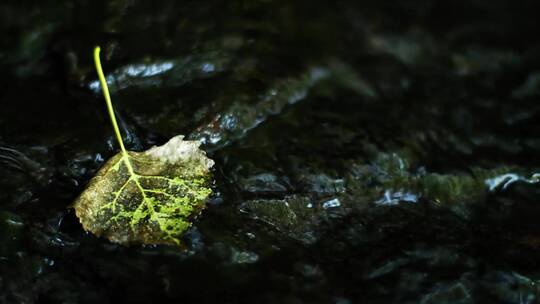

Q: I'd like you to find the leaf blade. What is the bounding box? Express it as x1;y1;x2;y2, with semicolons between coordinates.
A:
74;136;213;246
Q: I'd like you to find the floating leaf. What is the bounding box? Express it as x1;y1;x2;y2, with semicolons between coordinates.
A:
73;47;214;246
74;135;213;245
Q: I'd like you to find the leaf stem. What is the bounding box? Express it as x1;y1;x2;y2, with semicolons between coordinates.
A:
93;46;129;158
93;46;139;179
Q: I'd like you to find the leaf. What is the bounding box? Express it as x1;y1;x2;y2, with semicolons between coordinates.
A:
74;135;214;246
73;47;214;246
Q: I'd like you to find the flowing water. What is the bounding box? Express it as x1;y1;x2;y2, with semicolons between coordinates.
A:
2;1;540;303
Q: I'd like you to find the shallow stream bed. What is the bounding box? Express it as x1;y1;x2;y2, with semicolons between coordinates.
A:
2;1;540;303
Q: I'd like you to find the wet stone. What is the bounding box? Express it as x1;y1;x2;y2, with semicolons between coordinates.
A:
240;173;290;194
229;247;259;264
0;211;25;258
420;281;473;304
241;195;320;244
481;271;540;303
3;0;540;303
298;173;346;194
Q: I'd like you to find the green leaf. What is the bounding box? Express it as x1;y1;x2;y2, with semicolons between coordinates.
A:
74;135;213;246
73;47;213;246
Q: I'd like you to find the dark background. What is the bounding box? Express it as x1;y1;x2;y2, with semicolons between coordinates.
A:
2;1;540;303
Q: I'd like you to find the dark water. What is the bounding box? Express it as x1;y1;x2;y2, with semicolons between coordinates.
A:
2;1;540;303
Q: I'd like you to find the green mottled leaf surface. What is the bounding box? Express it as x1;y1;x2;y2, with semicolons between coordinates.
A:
74;135;214;246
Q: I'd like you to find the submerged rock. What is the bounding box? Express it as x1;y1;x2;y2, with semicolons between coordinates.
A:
87;51;232;94
0;211;25;258
3;0;540;302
